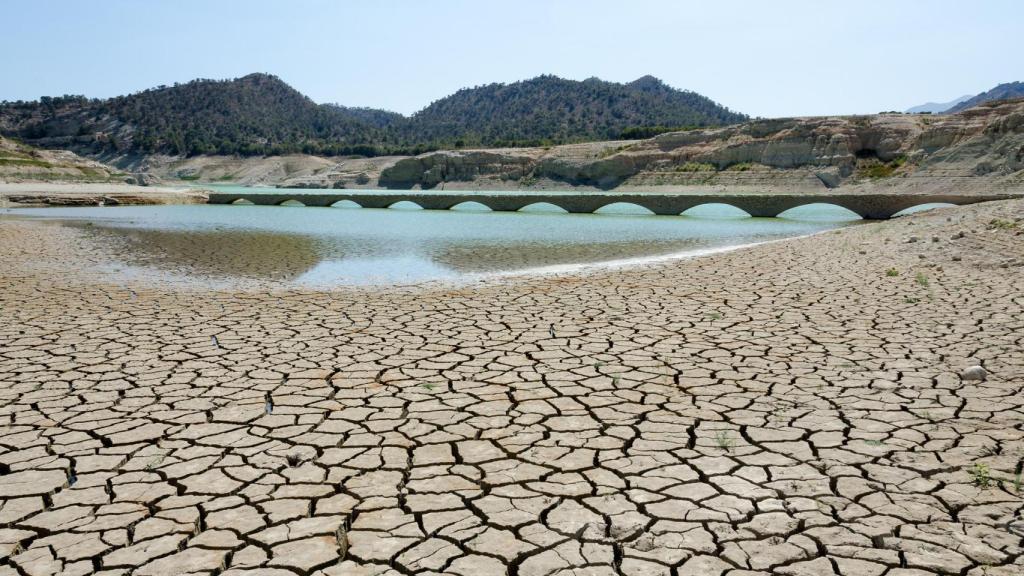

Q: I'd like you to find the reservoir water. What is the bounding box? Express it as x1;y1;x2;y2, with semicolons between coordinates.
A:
6;198;866;286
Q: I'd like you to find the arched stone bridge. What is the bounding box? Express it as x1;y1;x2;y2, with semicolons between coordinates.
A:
206;191;1022;219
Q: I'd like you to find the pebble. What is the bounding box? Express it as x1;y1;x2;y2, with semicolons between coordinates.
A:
960;366;988;381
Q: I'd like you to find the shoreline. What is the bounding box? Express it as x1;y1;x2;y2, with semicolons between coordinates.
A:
0;206;853;293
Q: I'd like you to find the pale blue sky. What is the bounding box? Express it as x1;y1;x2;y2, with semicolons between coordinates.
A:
2;0;1021;118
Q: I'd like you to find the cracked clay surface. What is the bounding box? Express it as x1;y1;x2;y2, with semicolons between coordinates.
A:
1;200;1023;576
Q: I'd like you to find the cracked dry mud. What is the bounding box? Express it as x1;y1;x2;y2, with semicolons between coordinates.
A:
1;200;1023;576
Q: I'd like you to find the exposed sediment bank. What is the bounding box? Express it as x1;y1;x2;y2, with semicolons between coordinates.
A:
0;182;208;207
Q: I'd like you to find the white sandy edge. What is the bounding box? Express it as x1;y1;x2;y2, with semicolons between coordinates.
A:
0;182;201;194
479;230;835;282
337;227;844;292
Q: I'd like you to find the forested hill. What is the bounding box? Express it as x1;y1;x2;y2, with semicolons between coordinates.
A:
0;73;747;157
402;75;747;146
0;74;386;156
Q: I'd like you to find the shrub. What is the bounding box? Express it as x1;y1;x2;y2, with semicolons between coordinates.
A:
675;162;716;172
858;155;907;179
988;219;1018;230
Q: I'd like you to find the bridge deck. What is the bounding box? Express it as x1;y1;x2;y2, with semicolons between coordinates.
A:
206;191;1021;220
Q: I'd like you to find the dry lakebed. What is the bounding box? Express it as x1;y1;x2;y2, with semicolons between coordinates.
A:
0;198;1022;576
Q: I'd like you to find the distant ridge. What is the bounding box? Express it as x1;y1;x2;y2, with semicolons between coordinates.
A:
0;73;746;157
947;82;1024;113
905;95;972;114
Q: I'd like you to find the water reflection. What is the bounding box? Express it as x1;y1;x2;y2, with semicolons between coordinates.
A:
9;202;858;286
76;225;323;281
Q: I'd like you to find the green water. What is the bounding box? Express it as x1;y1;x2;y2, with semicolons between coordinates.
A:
7;199;867;286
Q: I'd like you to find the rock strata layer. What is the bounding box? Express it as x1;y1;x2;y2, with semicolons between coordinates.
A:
377;99;1024;193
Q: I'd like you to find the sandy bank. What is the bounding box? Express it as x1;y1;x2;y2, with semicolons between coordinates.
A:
0;181;208;207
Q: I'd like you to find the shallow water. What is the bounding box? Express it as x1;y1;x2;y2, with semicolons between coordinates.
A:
6;201;865;286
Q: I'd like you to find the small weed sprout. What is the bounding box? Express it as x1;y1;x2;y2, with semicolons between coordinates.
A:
915;272;929;287
886;268;899;277
145;454;166;471
714;430;735;453
969;462;991;488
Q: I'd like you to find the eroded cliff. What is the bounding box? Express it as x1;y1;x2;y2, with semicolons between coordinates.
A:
377;99;1024;195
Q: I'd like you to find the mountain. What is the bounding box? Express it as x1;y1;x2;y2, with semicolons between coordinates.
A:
0;74;389;157
401;75;747;146
0;73;746;157
947;82;1024;113
905;95;972;114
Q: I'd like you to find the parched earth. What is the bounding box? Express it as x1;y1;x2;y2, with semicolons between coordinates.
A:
1;200;1023;576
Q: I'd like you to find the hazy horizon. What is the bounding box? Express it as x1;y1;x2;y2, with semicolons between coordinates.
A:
2;0;1022;118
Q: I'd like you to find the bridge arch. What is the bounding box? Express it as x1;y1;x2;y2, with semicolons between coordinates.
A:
388;200;424;210
892;202;956;217
776;202;862;221
449;201;492;212
230;198;255;205
593;202;656;215
278;199;306;207
681;203;752;219
330;199;362;209
518;202;568;213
